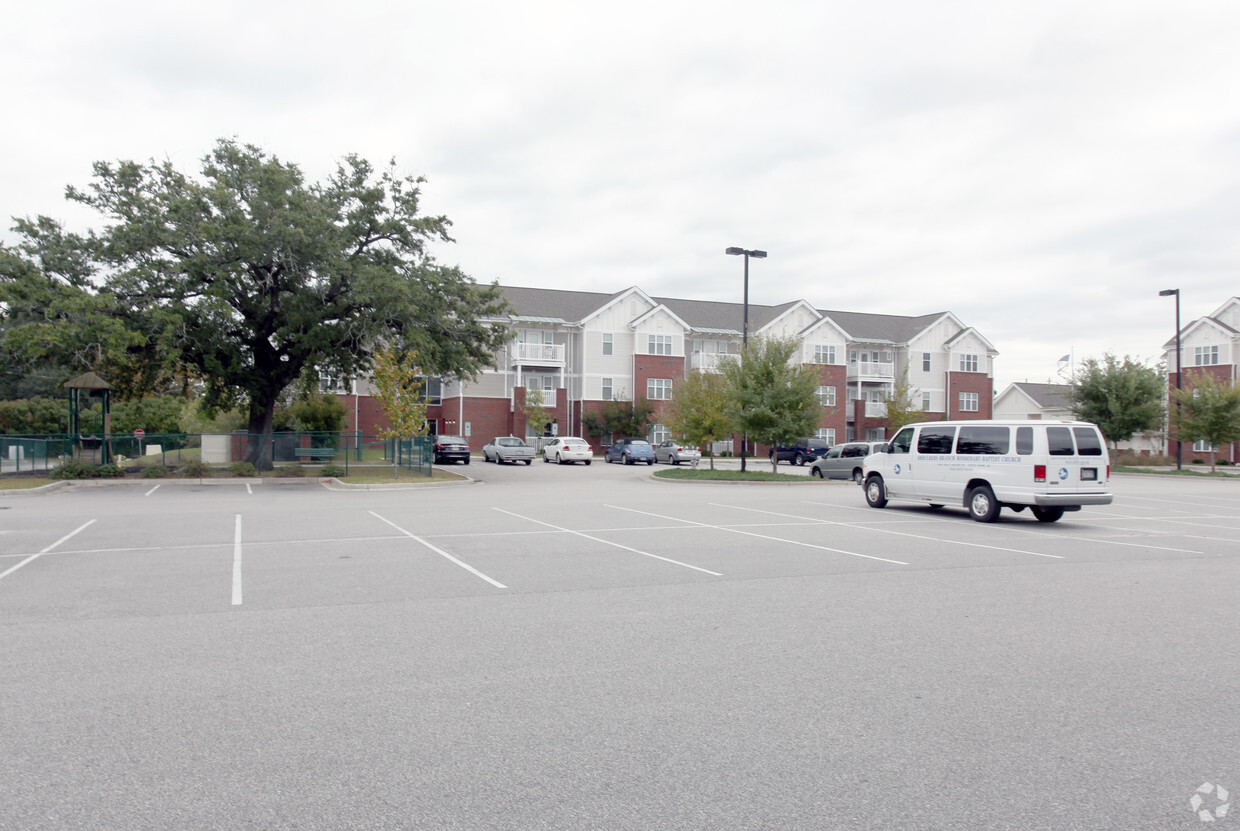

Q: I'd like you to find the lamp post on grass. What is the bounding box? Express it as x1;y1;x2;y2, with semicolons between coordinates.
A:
1159;288;1182;470
726;247;767;473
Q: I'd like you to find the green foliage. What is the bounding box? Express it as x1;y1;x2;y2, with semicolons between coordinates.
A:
274;393;346;434
1171;372;1240;473
177;460;214;478
516;385;553;437
370;346;430;440
662;371;732;470
717;336;822;473
140;465;168;478
882;366;922;435
180;400;247;434
1066;353;1165;449
274;464;307;478
581;398;655;441
94;462;125;478
92;395;187;435
226;461;258;477
49;459;124;479
0;397;71;434
321;464;346;477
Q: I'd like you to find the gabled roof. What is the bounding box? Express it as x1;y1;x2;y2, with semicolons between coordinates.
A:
944;326;999;355
1161;315;1239;349
1002;382;1072;411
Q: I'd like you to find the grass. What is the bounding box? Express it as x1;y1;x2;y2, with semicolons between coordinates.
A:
653;467;816;483
0;477;54;490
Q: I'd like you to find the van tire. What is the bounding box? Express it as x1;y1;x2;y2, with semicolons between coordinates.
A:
865;476;888;508
967;486;1000;522
811;467;824;479
1031;506;1065;523
852;468;864;484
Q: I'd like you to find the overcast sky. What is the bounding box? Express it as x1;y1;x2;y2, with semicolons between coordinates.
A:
4;1;1239;391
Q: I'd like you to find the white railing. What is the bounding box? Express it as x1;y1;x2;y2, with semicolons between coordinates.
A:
512;342;565;363
865;401;888;418
848;361;895;379
690;352;728;372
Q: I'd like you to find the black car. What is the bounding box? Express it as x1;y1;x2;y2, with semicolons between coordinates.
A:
768;437;830;466
432;435;471;465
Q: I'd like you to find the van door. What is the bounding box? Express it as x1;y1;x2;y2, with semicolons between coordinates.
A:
882;427;915;495
913;425;958;500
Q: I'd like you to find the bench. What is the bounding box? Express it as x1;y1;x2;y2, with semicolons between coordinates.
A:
293;447;336;462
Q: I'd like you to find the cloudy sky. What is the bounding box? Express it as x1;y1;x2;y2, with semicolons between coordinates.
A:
4;1;1238;391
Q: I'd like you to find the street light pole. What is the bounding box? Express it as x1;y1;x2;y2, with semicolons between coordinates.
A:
726;246;767;473
1159;288;1182;470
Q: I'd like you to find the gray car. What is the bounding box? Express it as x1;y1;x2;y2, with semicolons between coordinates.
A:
809;441;886;483
482;436;535;464
655;439;701;465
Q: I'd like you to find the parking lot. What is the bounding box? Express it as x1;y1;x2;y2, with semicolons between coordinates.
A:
2;466;1238;830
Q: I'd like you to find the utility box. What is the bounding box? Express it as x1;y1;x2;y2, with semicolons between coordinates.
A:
201;434;231;464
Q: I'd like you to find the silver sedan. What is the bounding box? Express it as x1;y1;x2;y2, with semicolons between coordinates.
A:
655;439;702;466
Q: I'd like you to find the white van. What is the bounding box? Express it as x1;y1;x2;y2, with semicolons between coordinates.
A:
860;420;1113;523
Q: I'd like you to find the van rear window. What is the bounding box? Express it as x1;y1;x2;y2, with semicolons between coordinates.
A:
917;427;956;454
957;426;1010;455
1073;427;1104;456
1047;427;1075;456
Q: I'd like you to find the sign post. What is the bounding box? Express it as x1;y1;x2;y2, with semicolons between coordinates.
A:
134;428;145;456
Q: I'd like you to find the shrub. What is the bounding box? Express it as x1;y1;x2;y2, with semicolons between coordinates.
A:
320;464;346;477
274;464;306;478
141;465;169;478
226;461;258;477
50;459;99;480
94;463;125;478
177;460;214;478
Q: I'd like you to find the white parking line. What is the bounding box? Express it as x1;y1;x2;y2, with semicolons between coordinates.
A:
370;511;507;588
610;505;909;566
0;519;97;582
493;508;723;576
144;485;159;497
232;514;243;606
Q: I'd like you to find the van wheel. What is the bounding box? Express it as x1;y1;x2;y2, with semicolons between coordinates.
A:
811;467;824;479
967;486;1000;522
1031;506;1065;523
865;476;887;508
852;469;864;485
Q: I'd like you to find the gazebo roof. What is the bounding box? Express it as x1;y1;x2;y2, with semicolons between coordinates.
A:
63;371;116;391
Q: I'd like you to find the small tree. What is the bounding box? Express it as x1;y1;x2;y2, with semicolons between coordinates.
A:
581;397;655;445
516;385;553;442
718;335;822;474
882;366;922;436
370;346;430;478
662;370;732;470
1066;353;1165;454
1171;372;1240;473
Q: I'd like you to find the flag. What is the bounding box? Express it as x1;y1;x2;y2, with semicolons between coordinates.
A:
1057;354;1070;365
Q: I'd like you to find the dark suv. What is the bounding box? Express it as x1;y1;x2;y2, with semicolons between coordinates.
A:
768;437;830;466
432;435;471;465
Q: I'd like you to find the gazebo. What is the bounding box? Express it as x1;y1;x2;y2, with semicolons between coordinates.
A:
65;371;116;464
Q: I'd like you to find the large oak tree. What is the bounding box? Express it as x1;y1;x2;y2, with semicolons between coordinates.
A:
13;139;510;466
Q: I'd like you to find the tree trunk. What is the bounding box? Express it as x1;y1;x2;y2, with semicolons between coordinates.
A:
244;395;278;471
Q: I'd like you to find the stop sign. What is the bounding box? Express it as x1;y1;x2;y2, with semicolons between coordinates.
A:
134;429;145;439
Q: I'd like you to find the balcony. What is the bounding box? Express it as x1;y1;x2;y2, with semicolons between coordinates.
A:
847;361;894;381
690;352;728;373
865;401;888;418
511;342;565;365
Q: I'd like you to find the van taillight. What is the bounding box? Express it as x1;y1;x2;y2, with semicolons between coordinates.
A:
1034;464;1046;483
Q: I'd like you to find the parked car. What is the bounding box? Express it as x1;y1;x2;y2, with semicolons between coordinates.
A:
655;439;701;466
810;441;886;483
768;437;831;466
541;436;594;465
605;438;656;465
482;436;535;464
432;435;471;465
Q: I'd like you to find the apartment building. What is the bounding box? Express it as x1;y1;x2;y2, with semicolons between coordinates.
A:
344;285;997;449
1162;296;1240;463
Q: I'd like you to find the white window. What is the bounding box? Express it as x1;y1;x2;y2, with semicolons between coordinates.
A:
813;344;836;364
647;378;672;400
648;334;673;356
816;385;836;407
1193;440;1215;452
922;352;931;372
817;428;836;445
1194;345;1219;366
651;423;670;445
922;392;932;411
960;354;979;373
601;378;613;401
602;333;613;356
959;392;979;412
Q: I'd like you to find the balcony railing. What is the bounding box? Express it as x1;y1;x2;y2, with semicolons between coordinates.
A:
848;361;895;380
512;342;565;364
865;401;888;418
690;352;728;372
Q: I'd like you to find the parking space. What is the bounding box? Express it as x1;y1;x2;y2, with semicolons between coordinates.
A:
2;471;1238;830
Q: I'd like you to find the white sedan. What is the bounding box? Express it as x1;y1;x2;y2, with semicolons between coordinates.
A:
541;436;594;465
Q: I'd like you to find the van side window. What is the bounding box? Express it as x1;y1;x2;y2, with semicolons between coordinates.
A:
889;428;913;454
917;426;956;454
1047;426;1075;456
1016;426;1033;455
1073;427;1104;456
957;426;1010;454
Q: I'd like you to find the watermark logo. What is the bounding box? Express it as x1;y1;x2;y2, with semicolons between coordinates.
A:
1190;782;1230;822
